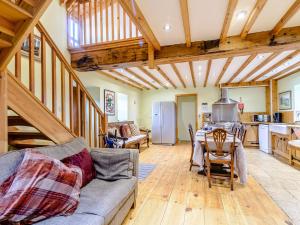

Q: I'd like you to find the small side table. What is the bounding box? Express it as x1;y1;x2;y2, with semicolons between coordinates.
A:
288;140;300;166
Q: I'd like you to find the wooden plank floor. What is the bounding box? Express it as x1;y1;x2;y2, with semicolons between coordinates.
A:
123;144;293;225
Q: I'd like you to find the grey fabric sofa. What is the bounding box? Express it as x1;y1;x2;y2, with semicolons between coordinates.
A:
0;138;139;225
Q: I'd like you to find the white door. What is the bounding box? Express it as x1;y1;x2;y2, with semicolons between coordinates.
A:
152;102;162;144
177;96;196;141
161;102;176;144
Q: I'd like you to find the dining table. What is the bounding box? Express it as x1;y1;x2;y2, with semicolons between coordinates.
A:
192;130;248;184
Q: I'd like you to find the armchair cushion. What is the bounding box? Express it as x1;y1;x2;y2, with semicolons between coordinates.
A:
129;124;140;136
120;124;132;138
91;149;138;181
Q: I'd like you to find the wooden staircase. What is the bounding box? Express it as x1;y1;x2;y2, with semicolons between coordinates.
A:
0;0;52;70
0;11;107;152
8;109;54;149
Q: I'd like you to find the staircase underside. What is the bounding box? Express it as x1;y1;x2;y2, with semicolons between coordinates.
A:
7;74;75;146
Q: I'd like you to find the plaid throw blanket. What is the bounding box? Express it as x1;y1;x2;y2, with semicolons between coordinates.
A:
0;150;82;224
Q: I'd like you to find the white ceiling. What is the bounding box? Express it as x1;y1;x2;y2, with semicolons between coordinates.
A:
101;50;300;90
136;0;300;44
98;0;300;89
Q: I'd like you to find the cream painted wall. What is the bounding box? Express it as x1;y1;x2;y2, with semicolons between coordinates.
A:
78;71;142;124
228;87;266;112
278;71;300;111
139;86;267;129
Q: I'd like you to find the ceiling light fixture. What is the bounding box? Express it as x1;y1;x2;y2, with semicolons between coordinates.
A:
198;65;202;71
236;10;247;20
258;55;265;59
163;23;171;31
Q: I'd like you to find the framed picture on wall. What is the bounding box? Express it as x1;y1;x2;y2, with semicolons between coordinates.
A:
21;35;41;61
104;89;115;116
279;91;292;110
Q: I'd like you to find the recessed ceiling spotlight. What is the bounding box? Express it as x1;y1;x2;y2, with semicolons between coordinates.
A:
236;10;247;20
284;62;291;67
198;72;202;77
258;55;265;59
163;23;171;31
165;82;169;86
119;68;124;73
198;65;202;71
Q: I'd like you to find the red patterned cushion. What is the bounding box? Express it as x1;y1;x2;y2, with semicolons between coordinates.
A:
120;124;132;138
62;148;96;187
0;150;82;224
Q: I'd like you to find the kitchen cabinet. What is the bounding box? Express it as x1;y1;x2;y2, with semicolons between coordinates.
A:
271;132;291;160
244;124;259;147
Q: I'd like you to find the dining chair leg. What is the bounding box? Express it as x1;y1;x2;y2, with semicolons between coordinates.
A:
230;162;234;191
207;162;211;188
189;161;193;171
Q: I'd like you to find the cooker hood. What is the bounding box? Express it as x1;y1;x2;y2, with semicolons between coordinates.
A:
212;88;239;123
213;88;238;105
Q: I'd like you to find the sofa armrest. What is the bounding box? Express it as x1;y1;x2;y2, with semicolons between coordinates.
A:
90;148;139;178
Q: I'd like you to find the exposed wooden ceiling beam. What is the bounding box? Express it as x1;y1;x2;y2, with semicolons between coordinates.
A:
271;0;300;36
220;0;238;42
215;57;233;86
252;50;300;81
276;67;300;80
179;0;191;47
156;66;177;89
267;61;300;80
137;66;168;89
239;52;280;82
221;80;269;88
110;69;149;90
227;54;257;83
70;26;300;71
125;68;158;89
171;64;186;88
118;0;160;50
204;60;211;87
188;61;196;88
148;44;155;69
96;70;143;90
240;0;267;39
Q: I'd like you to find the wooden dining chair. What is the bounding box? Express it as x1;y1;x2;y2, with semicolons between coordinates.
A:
188;124;199;171
204;128;236;190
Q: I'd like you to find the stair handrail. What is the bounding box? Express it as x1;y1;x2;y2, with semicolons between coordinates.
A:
36;22;104;118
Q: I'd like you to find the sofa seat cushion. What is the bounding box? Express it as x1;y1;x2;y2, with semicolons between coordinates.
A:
75;177;137;225
125;134;146;144
34;213;104;225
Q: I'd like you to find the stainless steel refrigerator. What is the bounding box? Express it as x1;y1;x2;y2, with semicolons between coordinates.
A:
152;101;176;145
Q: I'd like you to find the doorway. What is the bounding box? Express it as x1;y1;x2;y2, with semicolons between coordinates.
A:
176;94;197;142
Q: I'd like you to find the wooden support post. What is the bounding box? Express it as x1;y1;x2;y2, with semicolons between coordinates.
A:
148;44;155;69
266;83;271;115
29;32;35;94
0;70;8;153
271;79;278;115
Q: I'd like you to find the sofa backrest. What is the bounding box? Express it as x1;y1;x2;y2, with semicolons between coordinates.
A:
108;121;134;130
0;137;88;184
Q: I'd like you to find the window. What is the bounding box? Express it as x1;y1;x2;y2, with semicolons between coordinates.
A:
117;93;128;121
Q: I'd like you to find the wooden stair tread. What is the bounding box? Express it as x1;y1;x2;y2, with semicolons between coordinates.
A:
0;0;33;22
8;116;31;126
0;24;15;37
9;139;55;147
0;38;12;48
8;131;48;139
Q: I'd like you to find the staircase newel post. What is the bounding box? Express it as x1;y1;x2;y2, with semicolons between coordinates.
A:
0;70;8;153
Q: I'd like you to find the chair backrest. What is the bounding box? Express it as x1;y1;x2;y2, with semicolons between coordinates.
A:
205;128;236;157
188;123;194;144
238;124;247;143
